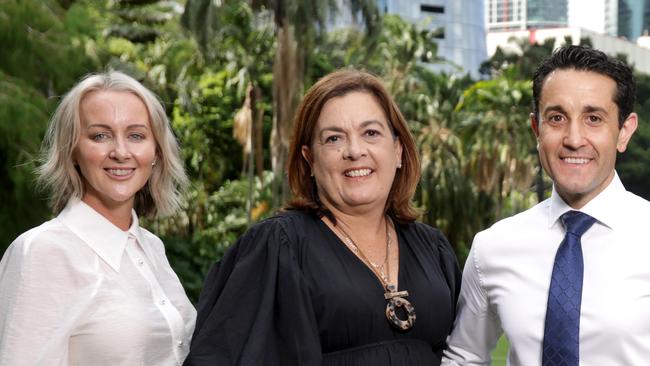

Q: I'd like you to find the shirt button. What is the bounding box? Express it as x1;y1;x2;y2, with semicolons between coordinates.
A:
138;259;144;266
160;299;167;305
178;340;184;347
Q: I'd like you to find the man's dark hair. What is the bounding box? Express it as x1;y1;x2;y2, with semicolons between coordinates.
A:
532;45;636;128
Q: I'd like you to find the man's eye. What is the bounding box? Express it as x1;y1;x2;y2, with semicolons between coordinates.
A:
325;135;340;143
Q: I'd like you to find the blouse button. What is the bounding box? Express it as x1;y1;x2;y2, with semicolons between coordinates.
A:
138;259;144;266
178;340;184;347
160;299;167;305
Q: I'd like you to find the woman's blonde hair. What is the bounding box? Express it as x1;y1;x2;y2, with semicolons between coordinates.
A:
37;71;188;218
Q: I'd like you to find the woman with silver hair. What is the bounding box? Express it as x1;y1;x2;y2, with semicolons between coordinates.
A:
0;71;196;365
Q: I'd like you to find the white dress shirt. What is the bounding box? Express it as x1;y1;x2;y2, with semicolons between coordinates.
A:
442;173;650;366
0;200;196;366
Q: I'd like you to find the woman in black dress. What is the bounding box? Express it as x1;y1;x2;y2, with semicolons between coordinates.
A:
184;69;460;366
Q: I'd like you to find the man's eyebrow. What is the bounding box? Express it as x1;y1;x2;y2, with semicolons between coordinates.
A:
542;105;567;115
583;105;608;115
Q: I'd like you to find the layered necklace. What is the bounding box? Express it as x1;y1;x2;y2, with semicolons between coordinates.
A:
333;217;416;331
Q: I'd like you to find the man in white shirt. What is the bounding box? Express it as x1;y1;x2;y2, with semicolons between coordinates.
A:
442;45;650;365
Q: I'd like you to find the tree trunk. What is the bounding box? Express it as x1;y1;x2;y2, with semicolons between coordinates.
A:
270;24;304;209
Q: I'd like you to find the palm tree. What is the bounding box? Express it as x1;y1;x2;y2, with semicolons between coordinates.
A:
182;0;380;207
455;68;537;219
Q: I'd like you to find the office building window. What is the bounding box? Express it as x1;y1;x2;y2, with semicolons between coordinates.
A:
421;4;444;14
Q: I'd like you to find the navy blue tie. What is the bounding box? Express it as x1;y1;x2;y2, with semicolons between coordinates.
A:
542;211;596;366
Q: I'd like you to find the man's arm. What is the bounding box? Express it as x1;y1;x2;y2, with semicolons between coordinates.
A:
442;237;503;365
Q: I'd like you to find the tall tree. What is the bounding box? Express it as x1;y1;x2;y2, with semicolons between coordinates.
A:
0;0;102;253
182;0;380;207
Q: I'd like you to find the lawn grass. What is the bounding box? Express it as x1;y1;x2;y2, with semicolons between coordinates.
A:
490;335;509;366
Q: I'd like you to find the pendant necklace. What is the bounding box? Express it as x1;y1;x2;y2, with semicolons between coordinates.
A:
334;217;416;331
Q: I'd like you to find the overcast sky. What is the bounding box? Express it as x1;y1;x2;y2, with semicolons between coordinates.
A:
568;0;605;33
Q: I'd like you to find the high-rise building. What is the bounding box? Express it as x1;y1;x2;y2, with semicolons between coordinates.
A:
486;0;568;31
380;0;487;78
604;0;650;41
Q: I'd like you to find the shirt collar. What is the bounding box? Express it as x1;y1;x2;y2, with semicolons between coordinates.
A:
548;171;627;231
58;199;146;272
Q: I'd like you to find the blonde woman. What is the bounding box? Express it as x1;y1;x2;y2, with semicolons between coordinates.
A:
0;71;196;365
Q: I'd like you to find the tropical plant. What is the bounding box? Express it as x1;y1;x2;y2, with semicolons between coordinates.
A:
0;0;104;252
181;0;381;208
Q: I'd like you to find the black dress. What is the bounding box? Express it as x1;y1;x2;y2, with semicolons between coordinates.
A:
184;210;460;366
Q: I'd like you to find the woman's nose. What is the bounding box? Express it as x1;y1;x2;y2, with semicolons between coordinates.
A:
109;139;132;161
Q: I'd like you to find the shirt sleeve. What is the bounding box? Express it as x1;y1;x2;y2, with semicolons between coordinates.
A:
441;234;503;365
184;216;321;366
0;231;93;366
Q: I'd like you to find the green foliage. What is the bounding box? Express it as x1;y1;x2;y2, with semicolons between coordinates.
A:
152;173;275;302
173;70;245;190
4;0;648;296
0;0;103;251
310;15;539;260
0;72;51;248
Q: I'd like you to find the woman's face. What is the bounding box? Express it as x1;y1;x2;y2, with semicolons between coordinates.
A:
302;91;402;215
74;90;157;213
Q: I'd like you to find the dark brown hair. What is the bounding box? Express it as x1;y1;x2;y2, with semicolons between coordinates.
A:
285;69;421;223
533;45;635;128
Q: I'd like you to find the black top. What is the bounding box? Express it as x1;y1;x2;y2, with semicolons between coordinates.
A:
184;210;461;366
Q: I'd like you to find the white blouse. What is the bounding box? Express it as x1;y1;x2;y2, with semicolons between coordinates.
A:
0;200;196;365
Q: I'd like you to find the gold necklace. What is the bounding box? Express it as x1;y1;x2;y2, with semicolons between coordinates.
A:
332;217;416;331
336;220;391;284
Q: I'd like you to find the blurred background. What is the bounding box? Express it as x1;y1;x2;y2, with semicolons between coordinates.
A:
1;1;649;362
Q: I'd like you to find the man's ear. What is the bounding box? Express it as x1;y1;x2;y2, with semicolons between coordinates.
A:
617;112;638;153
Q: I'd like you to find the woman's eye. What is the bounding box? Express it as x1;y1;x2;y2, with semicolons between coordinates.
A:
129;134;145;141
324;135;340;143
365;129;380;137
92;133;109;141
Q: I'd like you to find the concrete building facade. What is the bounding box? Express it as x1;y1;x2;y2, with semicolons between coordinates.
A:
381;0;487;78
487;26;650;74
485;0;568;31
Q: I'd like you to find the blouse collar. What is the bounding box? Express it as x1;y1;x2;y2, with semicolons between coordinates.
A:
58;199;146;272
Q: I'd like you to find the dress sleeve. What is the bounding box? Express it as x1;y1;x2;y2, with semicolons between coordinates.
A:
441;233;503;365
0;231;89;366
435;230;462;319
184;216;321;366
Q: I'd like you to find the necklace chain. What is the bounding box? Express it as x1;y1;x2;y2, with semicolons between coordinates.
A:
334;218;393;287
329;216;416;331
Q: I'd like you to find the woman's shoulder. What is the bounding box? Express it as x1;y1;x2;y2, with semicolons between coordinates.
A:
222;209;320;261
1;217;92;285
399;220;448;246
399;220;457;263
247;209;319;240
6;217;75;260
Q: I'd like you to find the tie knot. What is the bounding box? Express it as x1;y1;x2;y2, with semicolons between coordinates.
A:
561;210;596;237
